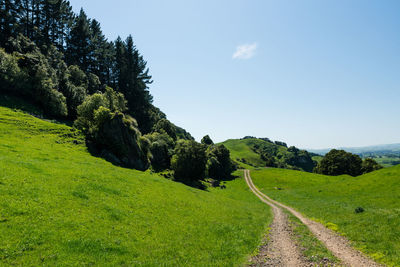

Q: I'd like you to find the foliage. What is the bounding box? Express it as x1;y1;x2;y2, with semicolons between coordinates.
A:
145;132;175;172
206;144;235;180
361;158;383;174
171;140;207;183
0;0;195;172
0;36;68;117
315;150;385;176
74;87;126;134
201;135;214;145
152;118;177;140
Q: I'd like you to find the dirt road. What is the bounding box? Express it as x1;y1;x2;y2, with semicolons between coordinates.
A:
244;169;381;267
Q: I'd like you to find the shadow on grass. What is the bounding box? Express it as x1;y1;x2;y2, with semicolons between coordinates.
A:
0;94;73;126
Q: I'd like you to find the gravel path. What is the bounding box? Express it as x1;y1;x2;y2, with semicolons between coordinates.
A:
244;169;382;267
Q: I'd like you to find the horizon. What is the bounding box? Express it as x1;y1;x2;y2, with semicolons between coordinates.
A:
69;0;400;149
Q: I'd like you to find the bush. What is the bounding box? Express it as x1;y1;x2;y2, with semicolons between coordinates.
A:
315;149;362;176
74;86;126;133
152;118;177;140
355;207;365;214
361;158;383;174
1;35;68;117
171;140;207;183
201;135;214;145
145;132;175;172
206;144;235;179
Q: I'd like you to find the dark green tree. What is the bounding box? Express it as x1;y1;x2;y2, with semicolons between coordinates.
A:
66;9;91;72
315;149;363;176
361;158;383;174
171;140;207;183
201;135;214;145
206;144;235;179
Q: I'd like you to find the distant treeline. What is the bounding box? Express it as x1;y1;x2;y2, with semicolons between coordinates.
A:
0;0;235;187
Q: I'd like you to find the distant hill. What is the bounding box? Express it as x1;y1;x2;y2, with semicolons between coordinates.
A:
307;143;400;155
221;137;316;172
307;143;400;167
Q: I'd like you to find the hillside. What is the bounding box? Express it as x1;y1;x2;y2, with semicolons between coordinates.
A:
308;144;400;167
0;106;272;266
222;138;316;172
251;167;400;266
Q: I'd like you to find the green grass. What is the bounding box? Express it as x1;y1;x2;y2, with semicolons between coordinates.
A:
284;210;338;265
251;167;400;266
0;106;272;266
221;139;266;168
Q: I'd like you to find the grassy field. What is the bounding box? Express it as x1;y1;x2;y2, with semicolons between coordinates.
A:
251;167;400;266
0;105;272;266
221;139;265;168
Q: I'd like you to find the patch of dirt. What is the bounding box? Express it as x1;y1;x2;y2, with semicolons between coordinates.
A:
245;170;382;267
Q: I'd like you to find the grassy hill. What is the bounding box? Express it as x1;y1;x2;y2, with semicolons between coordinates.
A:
251;167;400;266
222;138;316;172
0;105;272;266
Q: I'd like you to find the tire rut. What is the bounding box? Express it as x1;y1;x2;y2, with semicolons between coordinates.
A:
245;170;308;266
245;169;382;267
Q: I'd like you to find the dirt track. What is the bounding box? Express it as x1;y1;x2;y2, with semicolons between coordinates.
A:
244;169;381;267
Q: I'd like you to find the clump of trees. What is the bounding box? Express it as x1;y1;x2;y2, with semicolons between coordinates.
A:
246;137;316;172
170;136;236;187
314;149;383;176
0;1;236;187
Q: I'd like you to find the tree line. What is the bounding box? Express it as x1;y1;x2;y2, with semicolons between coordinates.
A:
0;0;235;186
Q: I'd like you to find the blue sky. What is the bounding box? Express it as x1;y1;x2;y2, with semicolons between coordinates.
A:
69;0;400;149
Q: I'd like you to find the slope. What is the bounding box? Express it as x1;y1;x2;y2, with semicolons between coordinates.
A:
222;138;316;172
0;106;272;266
251;167;400;266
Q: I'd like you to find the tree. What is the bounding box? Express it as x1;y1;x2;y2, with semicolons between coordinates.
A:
152;118;177;140
66;9;91;72
114;35;153;133
74;86;126;133
315;149;363;176
206;144;235;179
145;132;175;171
361;158;383;174
171;140;207;183
0;0;20;47
201;135;214;145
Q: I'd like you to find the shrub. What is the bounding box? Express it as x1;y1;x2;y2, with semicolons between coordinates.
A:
315;149;362;176
355;207;365;214
361;158;383;174
171;140;207;183
206;144;235;179
201;135;214;145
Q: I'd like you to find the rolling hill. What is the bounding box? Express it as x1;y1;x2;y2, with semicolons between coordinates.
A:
250;167;400;266
221;138;317;172
308;144;400;167
0;105;272;266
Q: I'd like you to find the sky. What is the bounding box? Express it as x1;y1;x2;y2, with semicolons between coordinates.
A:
68;0;400;149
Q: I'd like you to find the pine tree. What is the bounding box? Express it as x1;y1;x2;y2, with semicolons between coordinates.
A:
66;8;91;72
0;0;20;47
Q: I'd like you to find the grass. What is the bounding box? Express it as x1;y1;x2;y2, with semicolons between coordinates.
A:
284;210;339;265
0;105;272;266
251;167;400;266
221;139;266;168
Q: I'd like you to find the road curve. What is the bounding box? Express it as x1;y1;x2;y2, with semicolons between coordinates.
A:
244;169;381;267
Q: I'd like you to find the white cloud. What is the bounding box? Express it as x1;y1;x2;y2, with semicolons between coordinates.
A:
232;43;258;59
